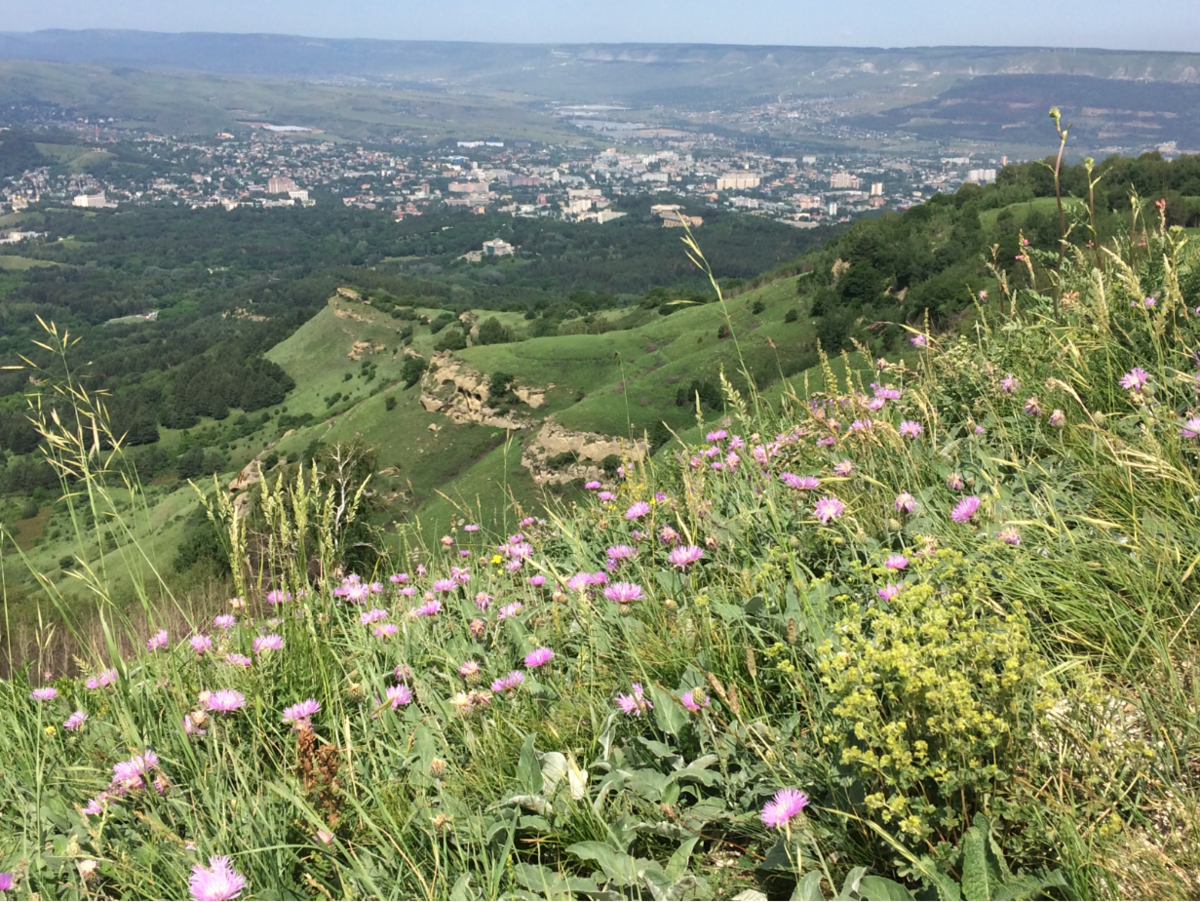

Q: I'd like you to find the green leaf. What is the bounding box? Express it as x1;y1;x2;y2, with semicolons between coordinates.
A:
514;863;571;899
517;733;543;795
858;876;915;901
566;840;640;886
792;870;826;901
960;826;992;902
448;873;473;901
835;867;867;900
649;683;688;736
665;836;700;882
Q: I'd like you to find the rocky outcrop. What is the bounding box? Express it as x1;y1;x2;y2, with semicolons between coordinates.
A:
521;421;649;486
419;353;545;429
348;340;386;360
228;459;263;492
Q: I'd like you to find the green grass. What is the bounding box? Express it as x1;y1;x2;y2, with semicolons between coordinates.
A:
0;255;61;271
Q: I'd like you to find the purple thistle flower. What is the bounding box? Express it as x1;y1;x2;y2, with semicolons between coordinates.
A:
813;496;846;524
1181;417;1200;439
373;624;399;639
878;583;901;601
951;495;982;524
191;635;213;655
0;874;14;893
946;473;965;492
224;653;252;667
668;545;704;569
597;491;616;502
706;429;728;442
282;698;320;730
894;492;918;514
389;572;409;583
585;480;602;490
464;523;479;532
147;629;169;652
491;670;525;694
998;527;1022;546
781;473;820;490
411;599;442;617
1023;396;1042;417
529;574;547;586
659;525;680;545
874;386;902;401
615;682;653;716
386;684;413;708
833;460;855;477
205;690;246;712
213;614;236;631
189;855;247;902
761;788;810;829
681;688;710;712
910;333;927;348
625;501;650;520
1049;408;1066;428
253;634;284;654
1000;375;1019;394
30;686;57;701
432;578;457;593
265;589;292;605
81;795;108;817
566;572;591;593
474;592;493;611
86;668;118;690
360;608;389;625
459;660;481;679
112;750;159;790
885;554;909;570
64;710;89;731
1120;367;1151;391
899;420;923;439
498;601;523;620
604;582;645;603
607;544;637;562
524;647;554;668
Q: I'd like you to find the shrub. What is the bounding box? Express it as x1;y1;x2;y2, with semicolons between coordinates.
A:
751;299;765;315
434;328;467;352
384;396;397;411
784;308;799;323
401;355;427;388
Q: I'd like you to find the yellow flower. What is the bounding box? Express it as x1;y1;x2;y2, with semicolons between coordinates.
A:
45;725;57;736
491;554;502;565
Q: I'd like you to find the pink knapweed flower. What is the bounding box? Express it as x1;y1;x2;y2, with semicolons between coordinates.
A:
224;653;252;667
386;684;413;708
373;624;399;639
604;582;645;603
147;630;169;652
761;788;810;829
282;698;320;730
885;554;909;570
782;473;820;490
30;686;57;701
411;599;442;617
86;669;118;690
668;545;704;569
894;492;918;514
498;601;523;620
265;589;291;605
626;501;650;519
1121;367;1151;391
464;523;479;532
946;473;965;492
813;496;845;524
659;525;680;544
706;429;728;442
389;572;409;583
585;480;602;490
189;855;247;902
615;682;653;716
1000;375;1019;394
204;690;246;712
64;710;88;731
878;583;901;601
910;333;927;348
191;635;213;655
951;495;982;524
491;671;525;694
899;420;923;439
597;491;616;502
213;614;236;631
1181;417;1200;439
681;688;710;712
998;527;1022;546
253;634;284;653
1049;409;1066;428
432;578;456;593
524;647;554;668
474;592;493;611
833;460;855;477
459;660;481;679
360;608;389;625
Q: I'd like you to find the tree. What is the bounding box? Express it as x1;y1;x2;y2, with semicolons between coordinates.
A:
402;355;427;388
477;317;512;345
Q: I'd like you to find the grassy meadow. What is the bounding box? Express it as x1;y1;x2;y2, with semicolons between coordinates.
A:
1;207;1199;900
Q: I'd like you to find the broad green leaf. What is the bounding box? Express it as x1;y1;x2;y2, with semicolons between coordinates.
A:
961;826;992;902
566;841;640;886
517;733;543;795
791;870;826;901
858;876;915;901
514;863;571;899
835;867;867;900
649;683;688;736
665;836;700;882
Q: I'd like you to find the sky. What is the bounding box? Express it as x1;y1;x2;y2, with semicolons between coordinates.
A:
5;0;1200;52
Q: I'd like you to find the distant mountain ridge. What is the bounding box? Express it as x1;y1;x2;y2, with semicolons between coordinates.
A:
2;30;1200;106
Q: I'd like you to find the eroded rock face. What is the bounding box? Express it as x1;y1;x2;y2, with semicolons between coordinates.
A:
521;421;649;486
418;353;541;429
228;459;263;493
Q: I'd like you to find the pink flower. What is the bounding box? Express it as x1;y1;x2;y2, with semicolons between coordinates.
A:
265;589;292;605
566;572;591;593
946;473;965;492
910;333;927;348
615;682;653;716
597;491;616;502
389;572;409;583
86;668;118;690
528;574;546;586
112;750;159;790
64;710;89;731
626;501;650;520
458;660;481;679
282;698;320;730
878;583;901;601
191;635;213;655
30;686;57;701
833;460;855;477
224;653;252;667
432;578;456;593
998;527;1022;546
1049;409;1066;428
147;630;169;652
681;688;710;712
491;671;525;694
189;855;247;902
474;592;493;611
360;608;389;625
782;473;820;490
524;647;554;668
885;554;908;570
213;614;236;631
899;420;923;439
1023;396;1042;417
585;480;602;490
604;582;644;603
204;690;246;712
706;429;728;442
894;492;918;514
1181;417;1200;439
464;523;479;532
951;495;982;524
498;601;523;620
813;496;845;524
761;788;810;829
411;599;442;617
1000;375;1019;394
253;634;284;653
659;525;680;545
386;684;414;708
668;545;704;569
373;624;399;639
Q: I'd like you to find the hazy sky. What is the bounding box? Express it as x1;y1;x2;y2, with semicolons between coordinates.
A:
5;0;1200;52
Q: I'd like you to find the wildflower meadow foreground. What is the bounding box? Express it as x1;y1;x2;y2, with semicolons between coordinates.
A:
5;208;1200;900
